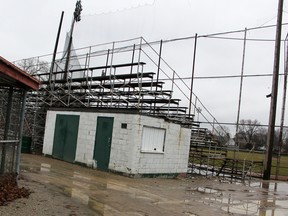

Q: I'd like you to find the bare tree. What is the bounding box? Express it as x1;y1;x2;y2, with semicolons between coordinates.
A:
16;58;49;81
282;130;288;153
253;127;267;150
236;119;262;149
213;126;230;146
15;58;50;138
274;128;288;152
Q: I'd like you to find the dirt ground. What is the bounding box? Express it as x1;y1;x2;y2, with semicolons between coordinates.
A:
1;154;288;216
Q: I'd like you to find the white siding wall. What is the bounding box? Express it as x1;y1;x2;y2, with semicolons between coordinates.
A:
43;110;191;175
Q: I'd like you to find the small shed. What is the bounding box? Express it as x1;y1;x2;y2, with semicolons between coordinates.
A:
43;108;191;177
0;56;40;175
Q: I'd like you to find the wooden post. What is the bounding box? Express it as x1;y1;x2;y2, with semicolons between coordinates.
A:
263;0;284;180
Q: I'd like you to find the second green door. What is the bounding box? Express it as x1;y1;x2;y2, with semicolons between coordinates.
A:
93;116;114;171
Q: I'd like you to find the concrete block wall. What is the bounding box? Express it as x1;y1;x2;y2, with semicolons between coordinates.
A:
43;110;137;170
43;110;191;176
131;115;191;174
75;112;98;165
107;114;137;174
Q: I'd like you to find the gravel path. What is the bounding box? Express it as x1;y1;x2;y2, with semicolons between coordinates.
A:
1;154;288;216
0;174;97;216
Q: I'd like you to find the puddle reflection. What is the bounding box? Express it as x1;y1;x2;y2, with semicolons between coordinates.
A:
20;156;288;216
191;181;288;216
40;163;51;172
64;178;118;215
64;186;109;215
221;198;260;215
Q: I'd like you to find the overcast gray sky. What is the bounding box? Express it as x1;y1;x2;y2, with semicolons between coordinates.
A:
0;0;281;60
1;0;288;133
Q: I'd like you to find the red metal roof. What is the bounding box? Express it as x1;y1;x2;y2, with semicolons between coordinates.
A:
0;56;40;90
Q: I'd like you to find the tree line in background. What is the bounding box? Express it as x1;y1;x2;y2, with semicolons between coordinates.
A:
214;119;288;153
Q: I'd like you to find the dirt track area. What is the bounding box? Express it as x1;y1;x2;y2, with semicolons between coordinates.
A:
1;154;288;216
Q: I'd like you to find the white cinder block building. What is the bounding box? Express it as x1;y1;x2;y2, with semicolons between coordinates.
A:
43;108;191;177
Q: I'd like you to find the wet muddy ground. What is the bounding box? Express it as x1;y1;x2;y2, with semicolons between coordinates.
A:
2;154;288;216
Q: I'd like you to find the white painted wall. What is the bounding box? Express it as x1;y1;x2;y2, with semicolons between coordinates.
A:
43;110;191;175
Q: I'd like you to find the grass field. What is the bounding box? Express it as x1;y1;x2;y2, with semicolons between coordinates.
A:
226;150;288;177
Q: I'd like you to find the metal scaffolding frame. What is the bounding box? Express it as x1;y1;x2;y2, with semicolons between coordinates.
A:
21;37;215;152
16;37;252;180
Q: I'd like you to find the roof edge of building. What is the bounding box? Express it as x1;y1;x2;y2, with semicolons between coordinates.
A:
0;56;40;90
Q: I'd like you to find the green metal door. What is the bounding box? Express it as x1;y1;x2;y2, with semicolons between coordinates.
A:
93;116;114;171
52;114;79;163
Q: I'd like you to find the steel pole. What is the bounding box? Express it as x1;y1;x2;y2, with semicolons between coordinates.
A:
50;11;64;87
153;40;163;114
235;28;247;159
0;87;13;174
16;91;27;180
276;34;288;179
189;33;198;117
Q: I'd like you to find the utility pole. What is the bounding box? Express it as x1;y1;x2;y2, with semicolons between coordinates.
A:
64;0;82;81
276;34;288;179
263;0;284;180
